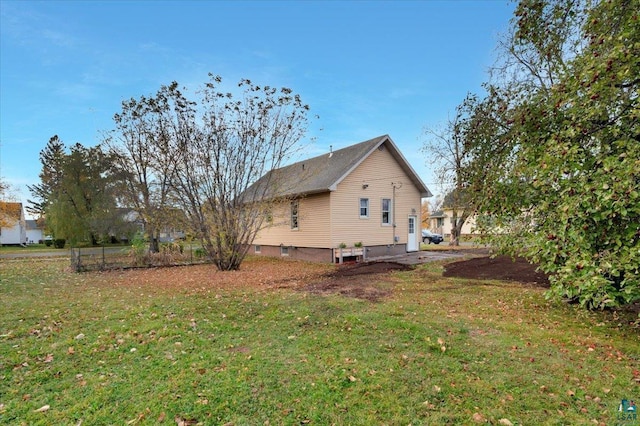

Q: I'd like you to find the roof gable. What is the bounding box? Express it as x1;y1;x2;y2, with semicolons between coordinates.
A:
245;135;431;200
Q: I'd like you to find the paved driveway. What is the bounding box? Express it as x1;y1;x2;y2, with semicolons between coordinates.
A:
369;248;490;265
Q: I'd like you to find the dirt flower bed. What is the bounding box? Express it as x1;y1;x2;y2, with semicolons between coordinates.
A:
304;261;414;302
443;255;550;287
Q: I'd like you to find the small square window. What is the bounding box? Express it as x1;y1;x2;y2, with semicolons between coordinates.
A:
281;246;289;256
254;245;261;253
359;198;369;218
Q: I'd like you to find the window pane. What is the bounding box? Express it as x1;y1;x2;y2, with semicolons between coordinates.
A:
291;200;299;229
360;198;369;217
382;198;391;224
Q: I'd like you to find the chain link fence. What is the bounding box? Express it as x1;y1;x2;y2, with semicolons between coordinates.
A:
70;242;208;272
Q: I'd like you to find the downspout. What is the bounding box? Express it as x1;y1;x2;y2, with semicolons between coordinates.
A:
392;183;396;245
391;182;403;246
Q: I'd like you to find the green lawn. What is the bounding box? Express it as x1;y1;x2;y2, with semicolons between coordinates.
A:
1;258;638;425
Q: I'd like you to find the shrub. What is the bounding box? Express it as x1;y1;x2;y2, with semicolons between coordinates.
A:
53;239;66;249
44;239;53;247
194;248;206;259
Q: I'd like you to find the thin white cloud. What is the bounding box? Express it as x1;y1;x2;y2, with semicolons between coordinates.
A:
388;87;418;99
41;28;76;47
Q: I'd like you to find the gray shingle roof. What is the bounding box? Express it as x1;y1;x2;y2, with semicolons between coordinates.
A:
244;135;431;201
25;220;41;230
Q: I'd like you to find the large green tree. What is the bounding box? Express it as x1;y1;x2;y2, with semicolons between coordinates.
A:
27;135;66;219
30;138;118;245
466;0;639;309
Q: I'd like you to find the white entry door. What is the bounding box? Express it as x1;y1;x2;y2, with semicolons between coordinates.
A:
407;215;418;252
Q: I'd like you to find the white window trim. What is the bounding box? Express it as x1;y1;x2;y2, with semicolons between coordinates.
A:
381;198;392;226
359;198;369;219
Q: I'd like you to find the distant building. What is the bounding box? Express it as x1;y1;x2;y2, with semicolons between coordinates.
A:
25;219;45;244
0;202;27;245
428;209;478;238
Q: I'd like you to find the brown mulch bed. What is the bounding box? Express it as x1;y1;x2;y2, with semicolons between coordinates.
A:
443;255;550;287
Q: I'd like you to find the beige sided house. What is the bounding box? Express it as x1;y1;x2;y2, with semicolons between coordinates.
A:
250;135;432;262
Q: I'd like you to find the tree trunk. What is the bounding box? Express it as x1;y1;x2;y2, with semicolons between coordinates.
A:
450;226;459;246
149;231;160;253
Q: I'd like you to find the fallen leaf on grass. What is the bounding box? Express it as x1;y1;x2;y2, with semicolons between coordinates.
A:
499;419;513;426
472;412;485;423
68;346;75;355
34;404;50;413
175;416;198;426
43;354;53;363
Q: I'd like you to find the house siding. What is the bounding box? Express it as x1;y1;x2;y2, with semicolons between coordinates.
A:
253;193;331;248
431;209;478;237
249;137;427;262
329;145;421;249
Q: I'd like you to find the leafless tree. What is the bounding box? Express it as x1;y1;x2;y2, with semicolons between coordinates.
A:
422;99;475;246
170;75;311;270
108;75;311;270
104;83;186;252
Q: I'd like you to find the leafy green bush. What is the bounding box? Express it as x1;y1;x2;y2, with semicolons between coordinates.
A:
129;232;147;265
53;238;66;249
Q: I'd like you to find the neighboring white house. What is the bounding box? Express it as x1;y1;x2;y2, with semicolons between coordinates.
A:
25;220;45;244
248;135;432;262
0;201;27;245
120;208;186;242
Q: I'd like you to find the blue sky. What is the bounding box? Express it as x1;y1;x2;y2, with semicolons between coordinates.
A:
1;0;515;213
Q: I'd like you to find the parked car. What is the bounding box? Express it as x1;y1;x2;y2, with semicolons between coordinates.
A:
422;229;443;244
